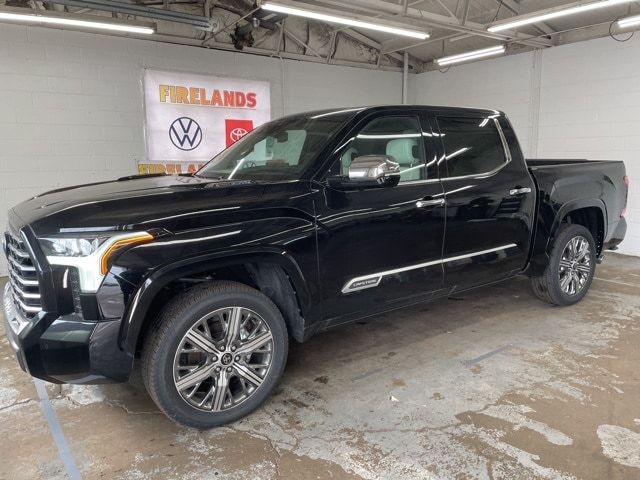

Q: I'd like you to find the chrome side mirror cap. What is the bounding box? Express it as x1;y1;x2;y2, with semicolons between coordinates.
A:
347;155;401;187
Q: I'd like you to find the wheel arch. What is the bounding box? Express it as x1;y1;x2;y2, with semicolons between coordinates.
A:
550;199;607;256
120;249;312;356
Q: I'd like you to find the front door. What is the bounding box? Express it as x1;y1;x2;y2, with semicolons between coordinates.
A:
315;112;446;324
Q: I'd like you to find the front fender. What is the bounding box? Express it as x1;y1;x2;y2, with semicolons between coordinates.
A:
107;214;318;355
117;247;314;355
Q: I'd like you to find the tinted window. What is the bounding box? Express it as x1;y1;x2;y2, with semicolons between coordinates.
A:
436;116;507;178
333;116;429;182
197;113;350;181
244;129;307;167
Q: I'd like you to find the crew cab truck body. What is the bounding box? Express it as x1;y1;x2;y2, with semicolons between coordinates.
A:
3;106;628;427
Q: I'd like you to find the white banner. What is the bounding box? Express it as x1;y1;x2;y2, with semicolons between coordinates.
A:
142;69;271;174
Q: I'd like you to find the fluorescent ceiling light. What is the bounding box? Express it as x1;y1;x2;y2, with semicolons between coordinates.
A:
435;45;506;66
261;2;429;39
617;14;640;28
488;0;634;32
47;0;212;31
0;9;154;34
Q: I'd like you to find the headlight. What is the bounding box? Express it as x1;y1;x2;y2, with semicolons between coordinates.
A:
39;235;108;257
40;231;154;292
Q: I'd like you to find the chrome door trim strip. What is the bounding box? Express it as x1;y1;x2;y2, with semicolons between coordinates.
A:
495;118;513;165
341;243;518;294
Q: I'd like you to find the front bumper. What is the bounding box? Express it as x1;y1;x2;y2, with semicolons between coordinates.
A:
3;283;29;373
3;282;132;384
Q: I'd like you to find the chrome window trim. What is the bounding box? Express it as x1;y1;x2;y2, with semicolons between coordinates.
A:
342;243;518;294
439;118;512;182
395;177;441;186
495;118;513;164
324;176;441;189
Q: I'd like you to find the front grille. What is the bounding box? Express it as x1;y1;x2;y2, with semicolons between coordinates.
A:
4;231;42;319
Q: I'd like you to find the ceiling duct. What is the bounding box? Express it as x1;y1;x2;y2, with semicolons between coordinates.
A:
48;0;214;30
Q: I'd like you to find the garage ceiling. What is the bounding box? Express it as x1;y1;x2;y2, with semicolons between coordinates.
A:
2;0;640;72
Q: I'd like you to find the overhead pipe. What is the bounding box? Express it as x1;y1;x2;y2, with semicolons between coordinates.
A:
402;51;408;104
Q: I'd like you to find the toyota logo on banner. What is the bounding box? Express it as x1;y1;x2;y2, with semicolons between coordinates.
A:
225;119;254;147
169;117;202;151
230;127;249;142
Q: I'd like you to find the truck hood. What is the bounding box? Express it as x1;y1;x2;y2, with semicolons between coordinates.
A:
9;174;296;237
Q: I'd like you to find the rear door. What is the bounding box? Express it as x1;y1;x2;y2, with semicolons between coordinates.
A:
315;110;446;323
431;112;536;290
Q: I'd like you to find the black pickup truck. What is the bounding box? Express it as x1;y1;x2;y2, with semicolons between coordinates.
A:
3;106;628;427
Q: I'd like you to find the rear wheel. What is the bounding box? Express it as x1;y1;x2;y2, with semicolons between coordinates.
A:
531;224;596;306
142;281;288;428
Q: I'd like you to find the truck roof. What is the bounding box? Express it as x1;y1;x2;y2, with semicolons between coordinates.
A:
284;105;505;121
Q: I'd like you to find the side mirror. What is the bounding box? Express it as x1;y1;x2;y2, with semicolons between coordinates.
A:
346;155;401;188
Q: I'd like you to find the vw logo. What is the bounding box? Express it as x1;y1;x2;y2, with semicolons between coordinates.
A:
169;117;202;151
230;127;249;142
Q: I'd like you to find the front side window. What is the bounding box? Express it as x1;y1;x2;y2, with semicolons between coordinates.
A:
436;116;508;178
197;113;351;181
331;116;428;183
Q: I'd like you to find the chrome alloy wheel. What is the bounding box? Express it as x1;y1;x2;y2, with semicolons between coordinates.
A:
173;307;274;412
558;235;592;296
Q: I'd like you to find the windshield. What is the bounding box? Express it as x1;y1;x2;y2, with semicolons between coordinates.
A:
197;112;353;181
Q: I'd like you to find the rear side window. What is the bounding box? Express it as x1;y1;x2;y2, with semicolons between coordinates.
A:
436;116;508;178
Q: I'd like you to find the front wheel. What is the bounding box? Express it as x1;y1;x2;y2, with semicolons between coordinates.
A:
531;224;597;306
142;281;288;428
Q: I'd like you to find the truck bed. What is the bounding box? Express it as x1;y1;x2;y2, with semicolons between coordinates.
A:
526;158;623;168
525;157;627;254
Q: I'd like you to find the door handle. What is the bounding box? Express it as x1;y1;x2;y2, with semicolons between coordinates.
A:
416;198;445;208
509;187;532;196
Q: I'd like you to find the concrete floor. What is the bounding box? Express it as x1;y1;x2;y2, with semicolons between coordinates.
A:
1;253;640;480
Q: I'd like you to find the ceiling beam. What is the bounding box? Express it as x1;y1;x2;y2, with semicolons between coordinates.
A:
461;0;470;25
339;27;419;69
432;0;458;20
382;32;461;55
497;0;520;14
326;30;337;63
158;32;406;72
282;26;323;58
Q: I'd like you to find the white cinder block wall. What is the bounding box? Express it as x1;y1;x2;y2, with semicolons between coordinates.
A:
0;24;403;275
413;35;640;257
410;52;537;156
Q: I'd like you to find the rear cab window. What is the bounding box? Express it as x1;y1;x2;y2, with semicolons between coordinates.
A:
436;115;510;178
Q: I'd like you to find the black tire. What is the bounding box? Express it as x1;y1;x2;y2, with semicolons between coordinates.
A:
142;281;288;428
531;223;597;306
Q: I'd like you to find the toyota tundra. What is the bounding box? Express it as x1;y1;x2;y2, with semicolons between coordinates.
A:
3;106;628;428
